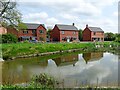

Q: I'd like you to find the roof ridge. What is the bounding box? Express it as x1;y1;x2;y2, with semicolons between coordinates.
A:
56;24;74;26
24;23;43;25
89;27;101;28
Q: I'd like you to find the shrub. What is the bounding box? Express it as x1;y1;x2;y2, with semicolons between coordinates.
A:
1;34;18;43
30;73;57;88
115;34;120;43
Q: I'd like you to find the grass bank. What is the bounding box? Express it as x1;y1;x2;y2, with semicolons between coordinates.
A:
1;42;120;60
1;73;119;89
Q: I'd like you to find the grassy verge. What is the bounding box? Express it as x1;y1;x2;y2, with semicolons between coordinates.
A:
1;73;120;89
1;42;120;60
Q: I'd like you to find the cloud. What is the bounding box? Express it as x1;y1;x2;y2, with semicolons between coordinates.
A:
60;14;78;20
46;17;59;25
18;0;102;17
23;12;48;19
113;11;118;17
17;0;118;33
22;12;48;23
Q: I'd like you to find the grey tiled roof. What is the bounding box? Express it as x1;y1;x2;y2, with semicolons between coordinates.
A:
56;24;78;30
88;27;104;32
25;23;46;29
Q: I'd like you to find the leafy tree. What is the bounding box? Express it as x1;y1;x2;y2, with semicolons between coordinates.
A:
47;29;51;37
1;33;17;43
0;0;21;28
46;29;52;42
104;32;115;41
115;34;120;43
79;29;83;41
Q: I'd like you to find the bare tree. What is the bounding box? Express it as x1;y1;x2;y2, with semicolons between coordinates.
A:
0;0;21;28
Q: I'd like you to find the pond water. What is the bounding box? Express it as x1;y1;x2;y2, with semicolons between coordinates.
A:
1;52;119;87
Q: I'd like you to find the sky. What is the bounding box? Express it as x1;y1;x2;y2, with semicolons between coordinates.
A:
16;0;119;33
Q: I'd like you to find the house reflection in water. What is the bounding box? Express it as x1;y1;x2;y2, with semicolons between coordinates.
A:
82;52;103;64
52;54;78;66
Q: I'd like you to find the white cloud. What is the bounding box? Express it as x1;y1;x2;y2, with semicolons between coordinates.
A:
113;11;118;16
46;17;59;25
23;12;48;19
18;0;102;17
22;12;48;23
18;0;118;33
60;14;78;20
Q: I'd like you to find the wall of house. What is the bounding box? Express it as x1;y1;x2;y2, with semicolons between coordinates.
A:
91;32;104;41
36;25;46;42
18;29;33;37
7;27;18;37
7;25;47;42
50;25;60;42
60;30;79;42
0;27;7;34
82;28;91;41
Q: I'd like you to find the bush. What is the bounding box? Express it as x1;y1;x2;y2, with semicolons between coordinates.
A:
115;34;120;43
30;73;57;88
1;34;18;43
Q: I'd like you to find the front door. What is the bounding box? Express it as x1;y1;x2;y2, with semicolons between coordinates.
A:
67;38;70;42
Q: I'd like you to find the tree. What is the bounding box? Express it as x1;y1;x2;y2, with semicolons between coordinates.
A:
0;0;21;28
78;29;83;41
46;29;52;42
115;34;120;43
104;32;115;41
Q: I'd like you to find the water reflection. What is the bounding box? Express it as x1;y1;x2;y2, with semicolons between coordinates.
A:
82;52;103;64
2;52;118;87
52;54;78;66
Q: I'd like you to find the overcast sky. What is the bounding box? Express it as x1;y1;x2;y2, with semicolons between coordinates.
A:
17;0;118;33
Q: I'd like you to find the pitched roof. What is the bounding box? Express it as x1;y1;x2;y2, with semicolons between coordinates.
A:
88;27;104;32
56;24;78;31
24;23;46;29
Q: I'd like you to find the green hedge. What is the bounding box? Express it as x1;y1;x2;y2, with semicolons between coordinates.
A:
1;34;18;43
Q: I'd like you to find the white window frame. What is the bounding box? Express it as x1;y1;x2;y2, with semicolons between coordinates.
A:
61;31;65;34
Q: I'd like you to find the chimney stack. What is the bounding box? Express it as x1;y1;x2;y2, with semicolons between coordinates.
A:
72;23;75;26
86;24;88;27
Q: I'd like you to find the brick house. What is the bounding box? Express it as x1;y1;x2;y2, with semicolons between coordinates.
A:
83;25;104;42
50;24;79;42
7;23;47;42
0;24;7;34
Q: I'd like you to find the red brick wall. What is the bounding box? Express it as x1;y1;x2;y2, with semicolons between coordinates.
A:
7;27;18;37
50;25;79;42
82;28;91;41
0;27;7;34
50;25;60;41
60;30;79;42
36;25;46;42
91;31;104;41
7;25;47;42
18;29;33;37
83;27;104;41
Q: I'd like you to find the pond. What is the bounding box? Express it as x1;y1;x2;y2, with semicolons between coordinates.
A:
0;52;119;88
